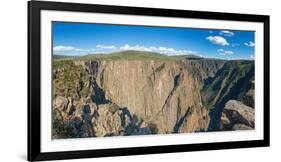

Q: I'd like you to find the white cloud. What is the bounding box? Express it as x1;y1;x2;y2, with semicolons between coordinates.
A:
244;41;255;47
53;46;75;51
53;46;95;56
119;44;197;55
220;30;234;37
217;48;234;55
96;44;116;49
250;55;255;59
53;45;90;52
53;44;198;56
120;44;152;52
74;48;89;52
224;50;233;55
206;36;229;46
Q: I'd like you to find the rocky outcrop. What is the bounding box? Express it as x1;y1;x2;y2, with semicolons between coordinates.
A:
52;95;156;138
220;100;254;131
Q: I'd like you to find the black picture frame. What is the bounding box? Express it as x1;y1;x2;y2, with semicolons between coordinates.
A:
28;1;270;161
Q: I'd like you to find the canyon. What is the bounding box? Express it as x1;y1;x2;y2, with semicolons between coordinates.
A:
52;51;254;139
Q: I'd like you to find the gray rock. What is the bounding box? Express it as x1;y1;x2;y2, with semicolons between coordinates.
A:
232;124;253;130
54;96;68;111
221;100;254;130
243;89;255;108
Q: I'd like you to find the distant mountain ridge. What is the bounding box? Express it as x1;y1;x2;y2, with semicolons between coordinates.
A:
53;50;204;61
53;54;78;60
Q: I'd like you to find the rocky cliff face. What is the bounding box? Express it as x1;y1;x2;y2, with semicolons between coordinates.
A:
201;60;254;131
52;58;254;139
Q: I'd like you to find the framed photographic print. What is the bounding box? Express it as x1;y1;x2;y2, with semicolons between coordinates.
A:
28;0;270;161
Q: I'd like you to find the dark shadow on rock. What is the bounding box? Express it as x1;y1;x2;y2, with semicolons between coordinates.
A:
120;107;133;120
174;73;182;88
173;106;192;133
82;104;95;137
124;114;140;135
146;122;158;134
202;63;226;89
67;105;76;115
83;104;91;114
91;81;109;105
88;61;99;79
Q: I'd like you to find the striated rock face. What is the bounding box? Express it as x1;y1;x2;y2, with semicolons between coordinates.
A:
201;60;255;131
220;100;254;130
95;60;226;134
52;57;254;139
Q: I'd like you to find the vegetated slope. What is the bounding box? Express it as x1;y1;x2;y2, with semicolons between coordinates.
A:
53;54;78;60
57;50;204;61
201;60;255;130
52;51;254;139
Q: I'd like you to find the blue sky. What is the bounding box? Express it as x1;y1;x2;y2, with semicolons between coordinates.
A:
53;21;255;60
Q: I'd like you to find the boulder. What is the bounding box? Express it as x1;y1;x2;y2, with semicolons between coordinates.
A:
220;100;254;130
54;96;68;111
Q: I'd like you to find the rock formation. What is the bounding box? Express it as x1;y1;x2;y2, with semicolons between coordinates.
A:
52;52;255;139
220;100;255;130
